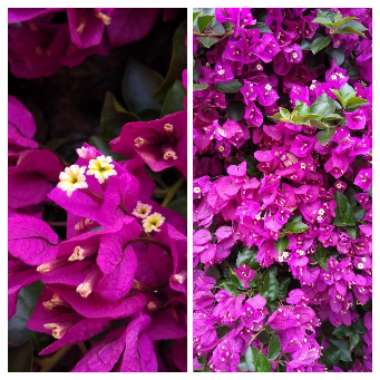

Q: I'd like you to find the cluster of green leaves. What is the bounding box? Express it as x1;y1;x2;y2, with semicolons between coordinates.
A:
313;10;367;37
332;84;368;111
334;190;365;239
9;283;43;371
271;86;366;145
98;22;186;145
193;8;229;49
239;329;281;372
321;321;366;369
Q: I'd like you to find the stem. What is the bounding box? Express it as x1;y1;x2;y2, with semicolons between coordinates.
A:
162;178;185;207
38;346;71;372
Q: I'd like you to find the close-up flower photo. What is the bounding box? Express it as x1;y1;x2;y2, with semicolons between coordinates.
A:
193;7;372;372
8;7;187;372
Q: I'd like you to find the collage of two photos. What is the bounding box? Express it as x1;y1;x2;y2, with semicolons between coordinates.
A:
7;6;373;374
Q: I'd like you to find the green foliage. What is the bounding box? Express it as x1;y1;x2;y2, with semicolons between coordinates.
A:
332;84;368;111
314;10;367;37
309;35;331;54
268;333;281;360
281;216;308;235
215;79;242;93
334;191;356;227
9;282;43;347
227;101;245;121
161;80;185;115
122;58;163;116
155;21;187;99
99;92;138;141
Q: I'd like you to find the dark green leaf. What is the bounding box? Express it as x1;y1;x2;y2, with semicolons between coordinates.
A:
335;20;367;37
332;84;367;110
197;15;214;32
194;83;209;91
9;282;43;347
311;246;333;268
251;348;271;372
161;80;185;115
215;79;242;93
310;36;331;54
316;127;336;145
333;191;356;227
227;101;244;121
155;21;187;99
236;247;257;267
310;94;336;117
276;237;288;253
328;48;345;66
8;340;34;372
167;196;187;218
268;334;281;360
282;216;308;234
122;58;163;115
199;36;219;48
99;92;138;140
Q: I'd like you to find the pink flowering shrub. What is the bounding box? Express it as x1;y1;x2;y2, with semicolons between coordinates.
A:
193;8;371;372
9;8;187;372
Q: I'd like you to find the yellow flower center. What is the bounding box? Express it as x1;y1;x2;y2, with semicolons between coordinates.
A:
142;212;165;233
87;155;117;184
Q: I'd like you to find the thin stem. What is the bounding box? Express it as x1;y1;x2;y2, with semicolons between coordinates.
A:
162;178;185;207
38;345;71;372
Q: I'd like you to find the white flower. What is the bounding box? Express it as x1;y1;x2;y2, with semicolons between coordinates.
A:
132;201;152;219
142;212;165;233
86;155;117;184
57;164;88;197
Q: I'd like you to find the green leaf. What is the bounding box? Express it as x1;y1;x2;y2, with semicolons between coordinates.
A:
276;237;288;254
282;216;308;234
9;282;43;347
99;92;138;140
197;15;214;32
194;83;209;91
310;94;336;117
328;48;345;66
236;247;257;267
8;340;34;372
333;191;356;227
251;348;271;372
335;20;367;37
244;346;256;371
161;80;185;115
155;21;186;99
310;36;331;54
279;107;291;120
227;101;244;121
313;10;337;27
167;196;187;218
311;246;333;268
332;84;367;111
215;79;242;93
199;36;219;48
268;334;281;360
313;10;367;37
316;127;336;145
122;58;163;115
260;268;279;302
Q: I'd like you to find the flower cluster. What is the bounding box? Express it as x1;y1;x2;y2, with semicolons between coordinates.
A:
9;8;187;372
9;8;162;78
193;8;371;372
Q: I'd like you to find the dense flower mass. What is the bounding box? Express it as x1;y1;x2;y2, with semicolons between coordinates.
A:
193;8;371;372
9;8;187;372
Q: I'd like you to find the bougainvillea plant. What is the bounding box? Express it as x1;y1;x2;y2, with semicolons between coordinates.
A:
8;8;187;372
193;8;371;372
